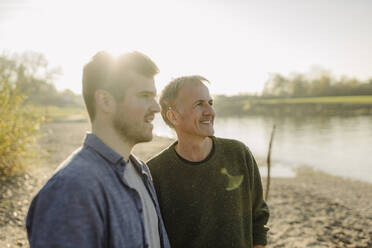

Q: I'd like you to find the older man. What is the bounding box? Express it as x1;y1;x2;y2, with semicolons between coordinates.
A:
148;75;269;248
26;51;170;248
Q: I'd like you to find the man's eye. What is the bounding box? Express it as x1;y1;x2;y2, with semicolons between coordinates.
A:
141;94;153;99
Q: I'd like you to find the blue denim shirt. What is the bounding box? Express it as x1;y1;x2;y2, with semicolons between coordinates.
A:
26;133;171;248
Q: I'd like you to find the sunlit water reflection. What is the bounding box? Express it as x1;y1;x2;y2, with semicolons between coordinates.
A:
153;114;372;183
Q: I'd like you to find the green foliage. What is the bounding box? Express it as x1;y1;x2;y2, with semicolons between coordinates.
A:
262;70;372;98
0;52;84;108
215;69;372;117
0;80;45;177
256;96;372;105
0;51;85;178
214;95;372;117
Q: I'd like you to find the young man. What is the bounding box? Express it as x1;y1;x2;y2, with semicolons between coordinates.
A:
26;51;170;248
148;75;269;248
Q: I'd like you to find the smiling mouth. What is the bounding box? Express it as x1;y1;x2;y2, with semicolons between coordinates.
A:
200;120;213;124
145;115;155;123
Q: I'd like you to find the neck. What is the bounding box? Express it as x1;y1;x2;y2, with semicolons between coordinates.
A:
92;121;132;162
175;135;213;162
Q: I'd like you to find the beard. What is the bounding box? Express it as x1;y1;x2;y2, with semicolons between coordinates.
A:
112;112;153;146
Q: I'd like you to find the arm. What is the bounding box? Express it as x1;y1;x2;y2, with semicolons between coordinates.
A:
247;149;270;247
26;177;105;248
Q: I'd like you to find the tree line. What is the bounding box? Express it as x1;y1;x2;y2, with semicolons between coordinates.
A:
262;71;372;98
0;52;83;108
214;69;372;116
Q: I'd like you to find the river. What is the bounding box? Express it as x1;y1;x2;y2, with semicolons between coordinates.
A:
153;114;372;184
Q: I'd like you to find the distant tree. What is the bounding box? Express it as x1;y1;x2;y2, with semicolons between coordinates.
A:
289;74;308;97
262;69;372;98
309;75;331;96
263;74;289;97
0;51;83;107
0;55;17;83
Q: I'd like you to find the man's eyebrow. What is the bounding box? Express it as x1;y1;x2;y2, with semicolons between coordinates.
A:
192;99;205;106
138;90;156;96
194;98;213;103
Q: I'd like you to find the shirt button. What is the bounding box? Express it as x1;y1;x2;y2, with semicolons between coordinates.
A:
138;207;143;213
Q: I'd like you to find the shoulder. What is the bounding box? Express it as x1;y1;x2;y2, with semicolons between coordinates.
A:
213;136;256;165
213;136;248;152
147;142;176;167
39;147;110;198
147;143;178;179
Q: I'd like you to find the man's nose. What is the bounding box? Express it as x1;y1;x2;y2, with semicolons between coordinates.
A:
151;99;161;113
204;104;215;116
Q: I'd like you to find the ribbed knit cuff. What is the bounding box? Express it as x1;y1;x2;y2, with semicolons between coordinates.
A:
253;228;268;246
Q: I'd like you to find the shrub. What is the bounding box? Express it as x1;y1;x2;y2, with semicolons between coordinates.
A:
0;80;44;178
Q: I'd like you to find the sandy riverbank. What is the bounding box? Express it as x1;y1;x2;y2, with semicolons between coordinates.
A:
0;121;371;248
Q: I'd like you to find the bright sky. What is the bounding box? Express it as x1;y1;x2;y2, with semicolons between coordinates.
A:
1;0;372;95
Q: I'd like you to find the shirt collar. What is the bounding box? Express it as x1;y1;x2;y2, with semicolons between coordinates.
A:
129;154;145;171
83;133;123;164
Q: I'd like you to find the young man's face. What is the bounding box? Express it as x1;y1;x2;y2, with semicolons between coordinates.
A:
173;81;215;139
113;73;160;145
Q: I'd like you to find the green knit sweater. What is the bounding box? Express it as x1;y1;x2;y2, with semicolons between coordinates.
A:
148;136;269;248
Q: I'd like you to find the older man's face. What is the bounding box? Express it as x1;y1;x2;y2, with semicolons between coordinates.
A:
173;81;215;139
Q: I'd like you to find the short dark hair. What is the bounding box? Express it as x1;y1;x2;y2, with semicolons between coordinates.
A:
82;51;159;121
159;75;209;128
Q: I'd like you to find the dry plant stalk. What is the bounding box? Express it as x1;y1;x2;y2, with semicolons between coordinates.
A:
265;124;276;201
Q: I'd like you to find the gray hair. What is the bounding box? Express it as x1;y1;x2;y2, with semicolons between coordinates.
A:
159;75;209;128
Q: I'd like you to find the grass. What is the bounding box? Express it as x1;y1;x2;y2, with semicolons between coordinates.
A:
35;106;88;121
256;95;372;105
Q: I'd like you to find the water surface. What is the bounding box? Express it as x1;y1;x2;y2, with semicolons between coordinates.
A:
153;115;372;183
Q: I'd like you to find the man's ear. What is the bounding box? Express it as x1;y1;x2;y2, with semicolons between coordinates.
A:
95;89;115;114
166;109;179;126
